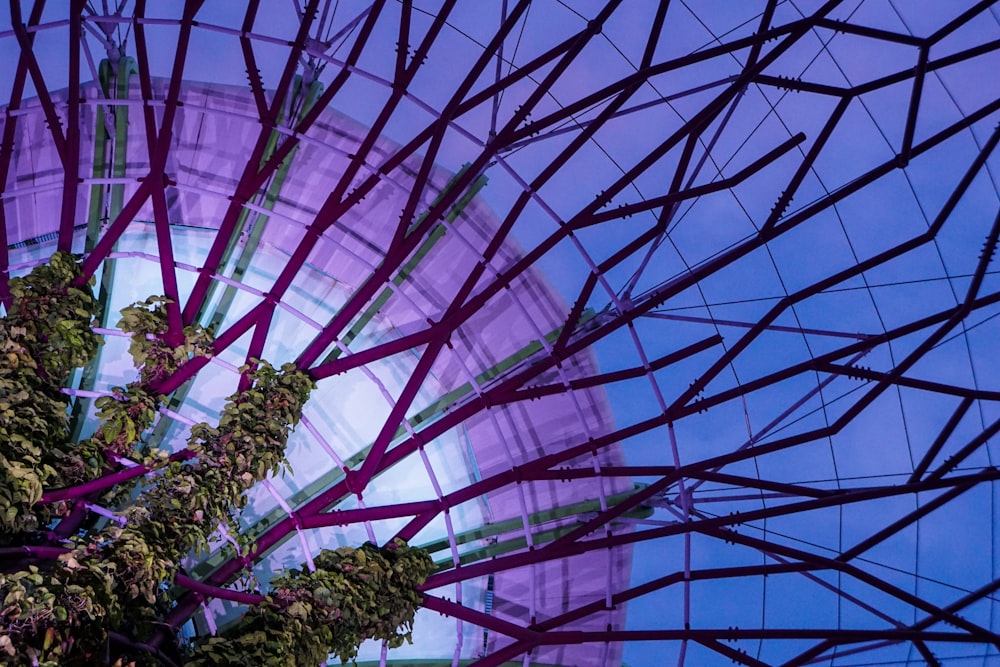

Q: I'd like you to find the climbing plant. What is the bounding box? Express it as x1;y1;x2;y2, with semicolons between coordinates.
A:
0;251;102;538
186;540;434;667
0;254;433;666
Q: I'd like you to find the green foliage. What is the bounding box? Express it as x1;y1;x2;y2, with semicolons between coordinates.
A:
114;360;316;564
0;254;433;667
0;253;101;537
190;360;314;485
117;297;213;386
186;539;434;666
0;543;122;666
6;251;101;382
85;385;161;458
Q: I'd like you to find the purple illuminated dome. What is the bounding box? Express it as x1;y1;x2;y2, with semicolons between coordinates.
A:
1;2;1000;666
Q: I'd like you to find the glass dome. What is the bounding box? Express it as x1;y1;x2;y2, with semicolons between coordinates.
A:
1;2;999;666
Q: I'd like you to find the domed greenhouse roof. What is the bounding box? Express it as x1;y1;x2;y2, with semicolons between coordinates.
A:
1;2;1000;666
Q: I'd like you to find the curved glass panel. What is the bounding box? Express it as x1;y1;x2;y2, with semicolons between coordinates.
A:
1;3;999;666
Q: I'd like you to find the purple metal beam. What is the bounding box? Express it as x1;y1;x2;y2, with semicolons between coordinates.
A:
58;2;85;252
297;465;676;531
39;450;196;503
132;0;202;343
308;325;440;380
908;396;974;483
294;0;614;369
0;0;46;305
837;478;979;563
812;17;924;47
682;470;834;500
751;74;847;97
642;312;871;341
154;301;267;394
421;595;537;642
501;335;721;403
239;0;268;122
174;573;265;606
9;1;67;163
238;304;275;390
819;362;1000;401
535;628;988;645
364;1;460;256
532;561;820;636
928;0;997;44
568;130;807;231
298;499;441;529
783;576;1000;666
263;0;318;124
417;468;1000;590
852;37;1000;97
697;639;773;667
925;415;1000;482
79;178;153;278
698;526;1000;648
471;630;986;667
354;336;448;492
180;0;323;325
762;97;850;232
394;0;413;87
898;45;928;166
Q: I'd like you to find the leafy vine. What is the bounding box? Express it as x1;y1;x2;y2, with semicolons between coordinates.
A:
0;254;433;666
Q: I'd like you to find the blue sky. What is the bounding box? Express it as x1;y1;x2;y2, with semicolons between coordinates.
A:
2;2;1000;665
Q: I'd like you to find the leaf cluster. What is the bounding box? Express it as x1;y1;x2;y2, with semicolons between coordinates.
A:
0;253;101;538
117;297;213;386
0;555;119;667
0;255;433;667
3;348;317;664
186;539;434;666
6;251;101;382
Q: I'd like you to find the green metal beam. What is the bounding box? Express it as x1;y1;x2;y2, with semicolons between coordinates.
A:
419;485;652;566
188;305;600;579
190;481;651;580
70;56;138;443
396;308;595;439
205;76;323;332
321;165;487;364
144;77;322;452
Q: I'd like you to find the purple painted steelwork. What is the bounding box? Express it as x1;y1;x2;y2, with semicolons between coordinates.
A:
0;1;45;305
57;2;84;252
10;3;67;166
130;0;202;343
418;468;1000;591
2;2;999;665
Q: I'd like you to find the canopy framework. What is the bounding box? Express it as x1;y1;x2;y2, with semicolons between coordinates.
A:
1;1;999;666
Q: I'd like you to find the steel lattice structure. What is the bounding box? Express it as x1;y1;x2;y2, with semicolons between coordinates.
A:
2;1;1000;665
